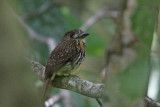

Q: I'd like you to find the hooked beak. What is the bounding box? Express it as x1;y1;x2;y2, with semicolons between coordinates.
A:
77;33;90;39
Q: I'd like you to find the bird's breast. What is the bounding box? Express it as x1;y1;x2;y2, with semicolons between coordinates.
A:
76;40;86;51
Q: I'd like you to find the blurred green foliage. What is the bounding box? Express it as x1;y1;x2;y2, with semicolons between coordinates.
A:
20;0;108;66
19;0;108;106
20;0;159;106
119;0;159;100
0;1;42;107
1;0;159;106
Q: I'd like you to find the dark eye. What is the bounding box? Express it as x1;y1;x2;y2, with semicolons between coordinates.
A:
69;33;74;38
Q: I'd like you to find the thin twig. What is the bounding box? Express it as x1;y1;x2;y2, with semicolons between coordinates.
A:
45;94;62;107
103;0;137;106
23;0;55;20
145;96;160;107
80;8;118;31
60;90;74;107
23;1;80;20
12;11;56;52
44;88;74;107
96;98;103;107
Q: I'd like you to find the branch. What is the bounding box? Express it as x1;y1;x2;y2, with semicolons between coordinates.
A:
23;0;79;20
23;0;55;20
45;94;62;107
12;11;56;52
30;60;104;98
45;89;74;107
145;96;160;107
60;89;74;107
103;0;137;106
30;60;160;107
80;8;118;31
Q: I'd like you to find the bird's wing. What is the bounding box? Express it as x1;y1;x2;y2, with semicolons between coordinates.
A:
44;40;77;79
43;40;77;99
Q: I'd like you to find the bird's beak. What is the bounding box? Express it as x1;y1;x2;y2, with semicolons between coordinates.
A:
77;33;90;39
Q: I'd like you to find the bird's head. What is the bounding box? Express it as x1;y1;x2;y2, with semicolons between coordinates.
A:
62;29;89;41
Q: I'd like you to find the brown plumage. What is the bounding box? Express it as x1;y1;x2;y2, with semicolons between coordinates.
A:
43;29;89;99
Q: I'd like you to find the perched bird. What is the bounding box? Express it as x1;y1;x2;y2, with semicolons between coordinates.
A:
43;29;89;98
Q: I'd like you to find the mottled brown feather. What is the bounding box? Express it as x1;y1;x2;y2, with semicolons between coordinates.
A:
45;39;78;79
43;29;88;99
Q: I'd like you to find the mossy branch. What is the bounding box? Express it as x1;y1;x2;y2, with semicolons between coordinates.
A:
30;60;160;107
30;60;104;98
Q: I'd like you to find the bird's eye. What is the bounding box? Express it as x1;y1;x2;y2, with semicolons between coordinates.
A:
69;33;74;38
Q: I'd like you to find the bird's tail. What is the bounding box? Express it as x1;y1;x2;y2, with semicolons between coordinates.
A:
42;78;51;100
42;73;56;100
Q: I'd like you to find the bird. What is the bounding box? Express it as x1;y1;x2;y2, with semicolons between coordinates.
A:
43;29;89;99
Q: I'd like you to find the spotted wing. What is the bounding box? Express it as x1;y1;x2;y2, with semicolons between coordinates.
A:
44;40;77;79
